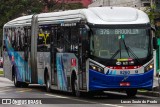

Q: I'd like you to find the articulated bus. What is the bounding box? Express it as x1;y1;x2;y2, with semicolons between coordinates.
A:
3;7;157;97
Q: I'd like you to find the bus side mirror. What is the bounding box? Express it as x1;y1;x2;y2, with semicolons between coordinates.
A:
153;37;158;50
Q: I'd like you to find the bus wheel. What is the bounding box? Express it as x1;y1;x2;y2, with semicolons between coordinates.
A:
45;73;51;92
126;89;137;98
13;72;21;87
71;74;81;97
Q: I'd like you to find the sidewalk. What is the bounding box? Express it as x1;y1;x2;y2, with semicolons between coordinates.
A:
0;76;13;87
138;77;160;97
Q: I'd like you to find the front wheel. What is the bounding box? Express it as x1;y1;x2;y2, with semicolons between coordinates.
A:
45;73;51;92
126;89;137;98
71;75;81;97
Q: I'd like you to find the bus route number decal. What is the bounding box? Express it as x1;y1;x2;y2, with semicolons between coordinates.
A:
120;71;130;75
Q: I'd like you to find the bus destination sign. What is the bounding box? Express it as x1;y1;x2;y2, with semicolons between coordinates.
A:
96;29;139;35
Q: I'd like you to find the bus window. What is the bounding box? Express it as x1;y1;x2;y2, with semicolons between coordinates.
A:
63;27;71;52
19;27;25;51
37;26;50;52
70;26;79;52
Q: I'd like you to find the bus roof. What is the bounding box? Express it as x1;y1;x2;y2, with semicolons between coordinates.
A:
4;7;149;27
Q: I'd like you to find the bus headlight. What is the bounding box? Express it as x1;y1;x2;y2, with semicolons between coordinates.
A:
89;63;104;73
145;62;154;72
92;66;96;70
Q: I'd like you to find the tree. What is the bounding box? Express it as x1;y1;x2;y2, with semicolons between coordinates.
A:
144;5;157;24
64;3;84;10
144;4;160;36
0;0;45;47
0;0;84;47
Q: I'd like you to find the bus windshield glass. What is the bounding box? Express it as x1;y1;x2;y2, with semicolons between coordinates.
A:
90;28;150;59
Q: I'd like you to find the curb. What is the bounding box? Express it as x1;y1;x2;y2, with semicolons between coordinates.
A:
137;91;160;97
138;87;160;97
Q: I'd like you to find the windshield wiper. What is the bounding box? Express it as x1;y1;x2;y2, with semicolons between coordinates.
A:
122;39;141;63
110;49;120;59
126;46;141;63
111;37;141;64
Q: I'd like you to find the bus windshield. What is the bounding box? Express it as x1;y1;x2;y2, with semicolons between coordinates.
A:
90;28;150;59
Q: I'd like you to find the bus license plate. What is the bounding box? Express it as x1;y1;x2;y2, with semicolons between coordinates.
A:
120;71;130;75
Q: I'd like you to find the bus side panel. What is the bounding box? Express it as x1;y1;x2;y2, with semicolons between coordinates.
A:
56;53;78;91
3;51;12;81
3;33;13;81
4;34;31;83
13;52;31;83
16;52;25;82
37;52;50;85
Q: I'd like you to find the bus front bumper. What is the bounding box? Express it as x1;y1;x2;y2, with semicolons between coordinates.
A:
89;69;154;91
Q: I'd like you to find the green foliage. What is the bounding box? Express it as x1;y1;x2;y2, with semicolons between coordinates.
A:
144;5;157;24
0;0;44;46
144;4;160;36
48;2;84;11
64;3;84;10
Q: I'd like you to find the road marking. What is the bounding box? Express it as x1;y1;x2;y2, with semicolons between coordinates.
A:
18;89;32;92
45;94;69;98
16;88;30;91
101;104;124;107
0;89;13;93
45;94;124;107
0;87;11;90
0;88;32;93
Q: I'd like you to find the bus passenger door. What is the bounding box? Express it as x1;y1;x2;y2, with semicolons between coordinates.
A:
24;27;30;82
78;25;89;90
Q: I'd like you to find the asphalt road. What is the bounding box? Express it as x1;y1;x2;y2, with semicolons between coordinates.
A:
0;77;159;107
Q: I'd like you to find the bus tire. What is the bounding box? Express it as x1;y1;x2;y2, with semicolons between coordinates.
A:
71;72;81;97
126;89;137;98
45;72;51;92
13;72;21;87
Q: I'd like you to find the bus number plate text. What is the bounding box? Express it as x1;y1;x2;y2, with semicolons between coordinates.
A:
120;71;130;75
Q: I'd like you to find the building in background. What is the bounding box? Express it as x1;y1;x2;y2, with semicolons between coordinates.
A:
43;0;92;12
89;0;154;10
56;0;92;7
